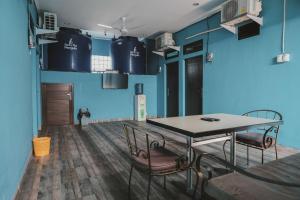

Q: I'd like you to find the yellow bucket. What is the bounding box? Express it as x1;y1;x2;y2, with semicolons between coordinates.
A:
33;137;51;157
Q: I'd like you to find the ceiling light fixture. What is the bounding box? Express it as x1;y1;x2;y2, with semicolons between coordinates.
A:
97;24;113;29
193;2;199;6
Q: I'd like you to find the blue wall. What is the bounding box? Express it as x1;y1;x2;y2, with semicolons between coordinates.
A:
157;0;300;148
0;0;36;199
41;39;157;123
29;2;40;136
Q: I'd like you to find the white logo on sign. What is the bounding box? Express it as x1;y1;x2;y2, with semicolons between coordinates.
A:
130;46;140;57
64;39;77;50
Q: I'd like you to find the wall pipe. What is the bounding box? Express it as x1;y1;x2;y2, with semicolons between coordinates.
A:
185;27;223;40
281;0;287;53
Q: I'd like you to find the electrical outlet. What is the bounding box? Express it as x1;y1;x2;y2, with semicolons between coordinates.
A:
206;52;214;62
277;53;290;63
283;53;290;62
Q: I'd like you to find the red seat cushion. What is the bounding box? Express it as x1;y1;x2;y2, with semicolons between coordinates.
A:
133;147;187;172
236;132;275;148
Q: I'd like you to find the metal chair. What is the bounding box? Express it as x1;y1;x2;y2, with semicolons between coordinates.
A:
193;153;232;199
223;110;283;165
193;152;300;200
123;124;198;200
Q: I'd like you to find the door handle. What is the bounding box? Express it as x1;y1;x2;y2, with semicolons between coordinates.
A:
66;93;72;100
167;88;170;96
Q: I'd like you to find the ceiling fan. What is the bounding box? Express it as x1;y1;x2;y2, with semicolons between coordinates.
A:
97;17;144;36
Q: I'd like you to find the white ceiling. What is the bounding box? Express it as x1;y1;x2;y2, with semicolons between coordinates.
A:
36;0;225;38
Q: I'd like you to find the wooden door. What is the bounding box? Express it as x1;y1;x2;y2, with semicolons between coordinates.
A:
166;62;179;117
185;56;203;116
42;83;74;127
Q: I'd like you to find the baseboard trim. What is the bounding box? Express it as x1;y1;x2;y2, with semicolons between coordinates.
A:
87;116;158;124
13;146;33;200
88;117;131;124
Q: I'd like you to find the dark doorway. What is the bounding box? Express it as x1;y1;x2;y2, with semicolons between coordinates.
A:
42;83;74;128
185;56;203;116
166;62;179;117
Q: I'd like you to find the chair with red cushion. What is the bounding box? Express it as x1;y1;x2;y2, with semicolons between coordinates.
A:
123;124;198;200
223;110;282;165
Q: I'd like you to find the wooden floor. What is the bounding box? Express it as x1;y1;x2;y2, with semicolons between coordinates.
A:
16;121;299;200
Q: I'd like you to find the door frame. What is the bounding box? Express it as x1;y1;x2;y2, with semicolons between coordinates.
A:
185;55;203;116
166;61;179;117
41;83;74;128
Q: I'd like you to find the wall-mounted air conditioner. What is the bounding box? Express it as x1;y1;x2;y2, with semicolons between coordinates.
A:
221;0;263;34
36;12;59;45
221;0;262;23
153;33;180;57
155;33;175;50
43;12;58;31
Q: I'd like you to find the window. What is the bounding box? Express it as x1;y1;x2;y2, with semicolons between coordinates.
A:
91;55;112;72
183;40;203;55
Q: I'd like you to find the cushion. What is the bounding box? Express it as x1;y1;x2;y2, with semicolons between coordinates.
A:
133;147;187;172
236;132;274;148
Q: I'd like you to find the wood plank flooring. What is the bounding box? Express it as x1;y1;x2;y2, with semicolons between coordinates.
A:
15;121;299;200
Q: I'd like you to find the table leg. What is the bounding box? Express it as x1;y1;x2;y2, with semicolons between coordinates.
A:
186;136;193;191
230;132;237;166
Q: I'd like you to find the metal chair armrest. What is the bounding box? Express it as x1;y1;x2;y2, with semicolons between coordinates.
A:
147;130;166;148
196;152;223;180
136;149;149;159
175;148;197;169
262;126;277;149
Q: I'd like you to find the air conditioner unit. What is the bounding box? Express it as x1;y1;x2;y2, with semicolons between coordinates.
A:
43;12;58;31
221;0;262;23
155;33;175;50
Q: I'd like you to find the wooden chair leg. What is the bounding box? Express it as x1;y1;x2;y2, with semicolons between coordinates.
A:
147;175;152;200
128;164;134;199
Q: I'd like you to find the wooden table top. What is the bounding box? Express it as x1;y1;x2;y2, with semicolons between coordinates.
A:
147;114;282;138
206;153;300;200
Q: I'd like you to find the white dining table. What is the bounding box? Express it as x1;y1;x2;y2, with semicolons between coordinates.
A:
147;113;283;191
